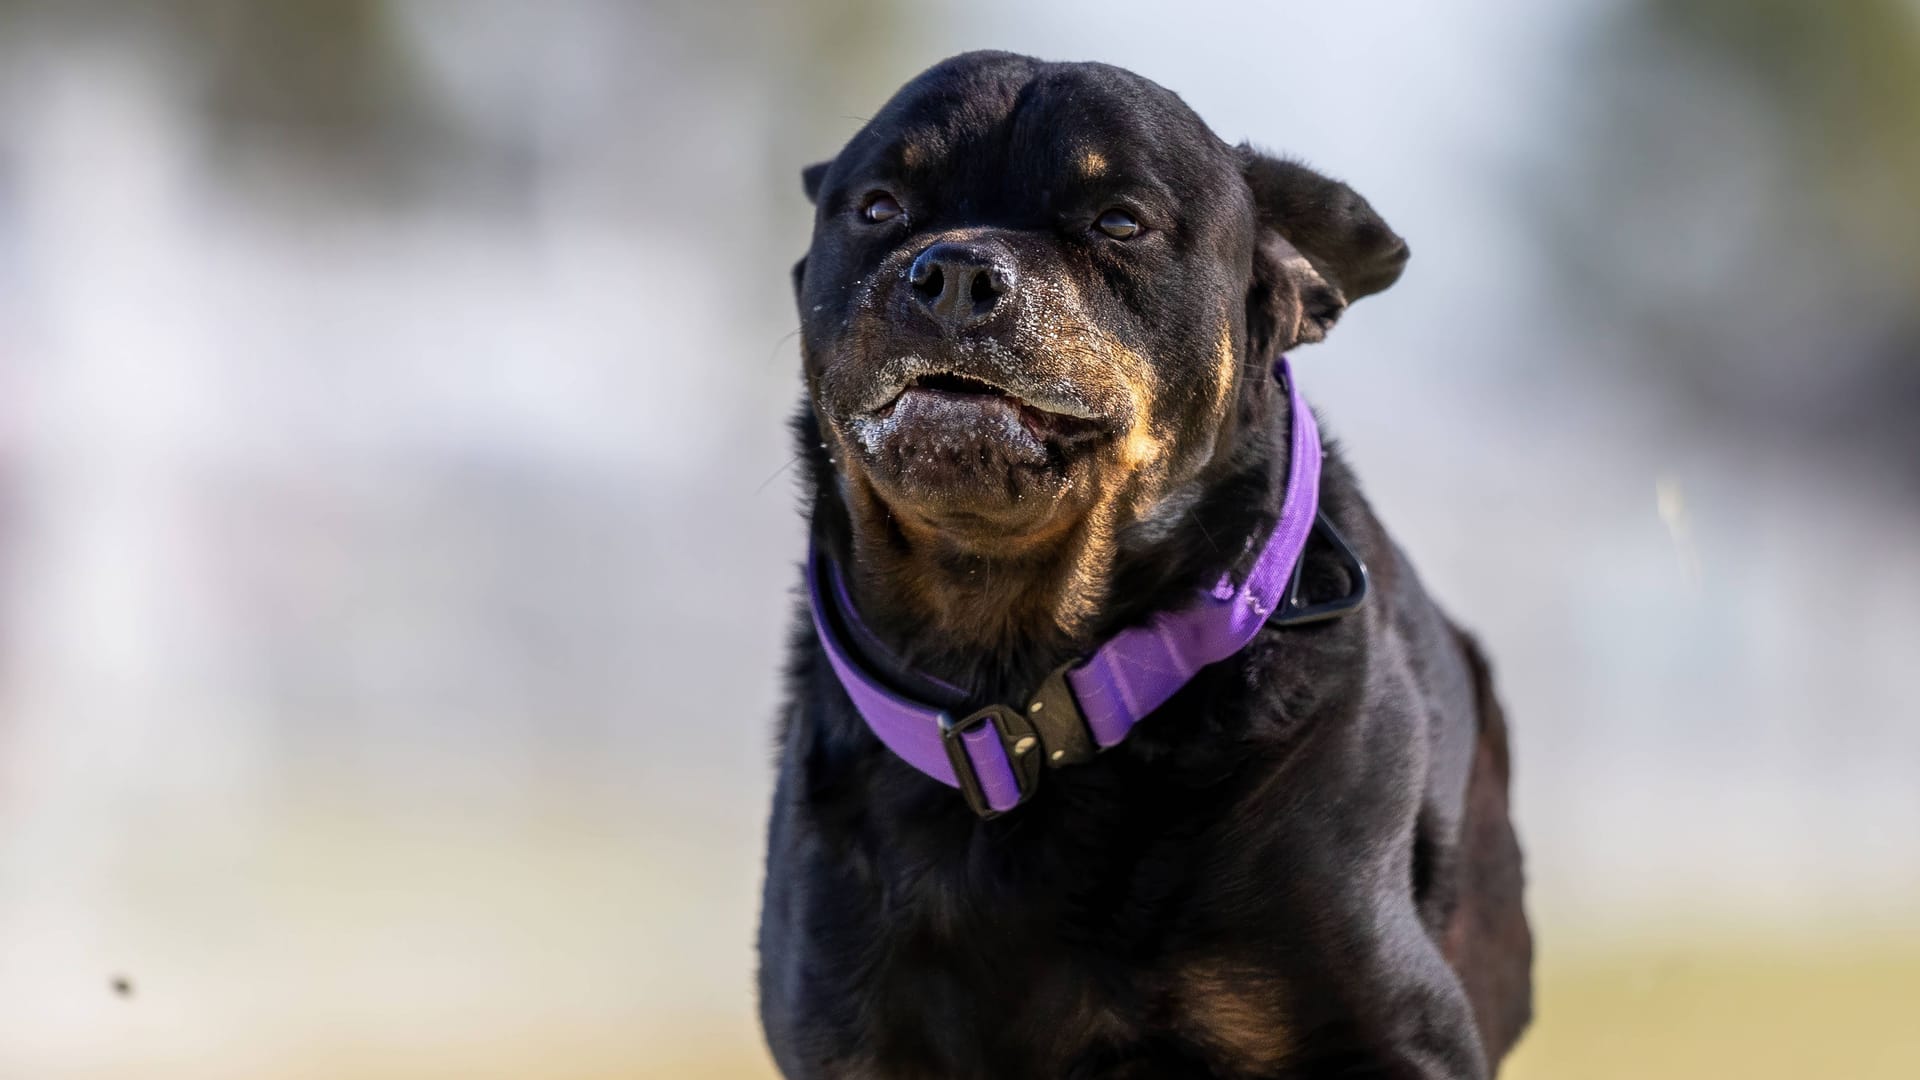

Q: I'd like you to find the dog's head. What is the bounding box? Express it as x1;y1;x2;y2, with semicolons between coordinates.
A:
797;53;1406;639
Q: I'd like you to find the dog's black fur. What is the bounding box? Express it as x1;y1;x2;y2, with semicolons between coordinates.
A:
759;53;1531;1079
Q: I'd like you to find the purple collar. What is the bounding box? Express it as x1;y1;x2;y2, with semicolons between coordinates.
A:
806;357;1363;818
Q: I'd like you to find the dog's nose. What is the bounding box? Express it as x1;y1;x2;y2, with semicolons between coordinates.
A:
908;242;1013;332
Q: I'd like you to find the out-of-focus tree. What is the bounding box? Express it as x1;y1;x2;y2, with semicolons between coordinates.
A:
0;0;904;204
0;1;455;194
1544;0;1920;484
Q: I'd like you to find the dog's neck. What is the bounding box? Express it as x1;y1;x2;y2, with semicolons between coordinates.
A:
797;383;1287;705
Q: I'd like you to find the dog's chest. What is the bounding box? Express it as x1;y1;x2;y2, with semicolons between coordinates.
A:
797;843;1297;1078
845;925;1292;1077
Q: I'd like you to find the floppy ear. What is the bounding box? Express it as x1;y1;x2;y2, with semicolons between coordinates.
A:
1247;230;1345;358
1240;147;1409;356
801;160;830;205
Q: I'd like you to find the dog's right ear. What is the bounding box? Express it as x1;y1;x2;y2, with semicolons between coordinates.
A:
801;161;830;205
1238;147;1409;359
1239;148;1409;302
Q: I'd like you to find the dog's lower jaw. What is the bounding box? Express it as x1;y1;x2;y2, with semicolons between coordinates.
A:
828;414;1098;547
833;465;1114;655
816;427;1273;690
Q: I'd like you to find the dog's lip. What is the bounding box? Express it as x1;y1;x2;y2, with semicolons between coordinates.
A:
873;377;1111;448
840;366;1114;469
867;368;1105;425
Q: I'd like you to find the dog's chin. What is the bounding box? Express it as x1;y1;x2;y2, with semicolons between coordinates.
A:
840;381;1107;543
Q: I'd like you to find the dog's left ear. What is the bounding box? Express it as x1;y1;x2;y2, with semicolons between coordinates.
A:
794;161;832;303
801;160;830;205
1240;146;1409;356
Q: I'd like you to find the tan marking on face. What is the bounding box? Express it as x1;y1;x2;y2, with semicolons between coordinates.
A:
1175;963;1291;1072
1195;320;1242;463
1078;149;1109;177
1117;371;1167;471
901;138;927;170
1024;278;1168;635
1048;497;1118;634
1213;322;1238;418
1121;427;1164;470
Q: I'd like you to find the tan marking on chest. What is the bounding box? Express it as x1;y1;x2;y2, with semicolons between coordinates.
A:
1173;963;1293;1072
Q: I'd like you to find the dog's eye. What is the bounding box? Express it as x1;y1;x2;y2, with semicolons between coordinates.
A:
1095;209;1140;239
862;193;903;223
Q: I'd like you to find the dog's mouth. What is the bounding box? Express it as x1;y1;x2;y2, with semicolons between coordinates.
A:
910;371;1006;397
877;372;1106;446
827;350;1135;521
841;368;1111;492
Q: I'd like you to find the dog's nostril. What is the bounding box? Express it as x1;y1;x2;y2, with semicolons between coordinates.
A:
969;269;1000;307
913;264;944;300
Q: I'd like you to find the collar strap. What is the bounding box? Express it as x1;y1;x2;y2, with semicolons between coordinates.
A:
806;357;1356;818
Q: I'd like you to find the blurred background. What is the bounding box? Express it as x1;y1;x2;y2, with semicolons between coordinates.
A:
1;1;1915;1077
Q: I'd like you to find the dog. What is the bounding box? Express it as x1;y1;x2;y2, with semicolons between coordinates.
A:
758;52;1531;1079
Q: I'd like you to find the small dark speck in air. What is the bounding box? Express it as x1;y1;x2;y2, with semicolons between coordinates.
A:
110;974;134;998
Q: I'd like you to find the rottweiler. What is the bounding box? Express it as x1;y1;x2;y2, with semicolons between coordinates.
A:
758;51;1531;1079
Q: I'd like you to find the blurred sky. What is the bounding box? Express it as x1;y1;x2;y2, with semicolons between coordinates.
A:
1;2;1916;1077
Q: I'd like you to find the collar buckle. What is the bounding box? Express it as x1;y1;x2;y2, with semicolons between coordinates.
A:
939;704;1043;819
1027;662;1099;767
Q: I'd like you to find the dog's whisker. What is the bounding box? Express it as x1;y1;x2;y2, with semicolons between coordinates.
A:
768;325;803;365
1188;509;1222;557
754;452;804;495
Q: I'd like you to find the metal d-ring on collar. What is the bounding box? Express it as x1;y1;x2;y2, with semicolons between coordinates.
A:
804;356;1368;819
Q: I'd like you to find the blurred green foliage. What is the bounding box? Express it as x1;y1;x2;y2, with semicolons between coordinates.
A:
1546;0;1920;473
1652;0;1920;302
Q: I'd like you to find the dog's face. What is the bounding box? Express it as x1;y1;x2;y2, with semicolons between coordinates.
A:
797;52;1406;597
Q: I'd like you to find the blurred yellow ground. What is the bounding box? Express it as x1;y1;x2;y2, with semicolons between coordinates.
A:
12;934;1920;1078
666;934;1920;1080
1505;934;1920;1080
9;791;1913;1078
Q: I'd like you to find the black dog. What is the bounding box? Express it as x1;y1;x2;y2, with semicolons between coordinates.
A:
759;52;1531;1079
